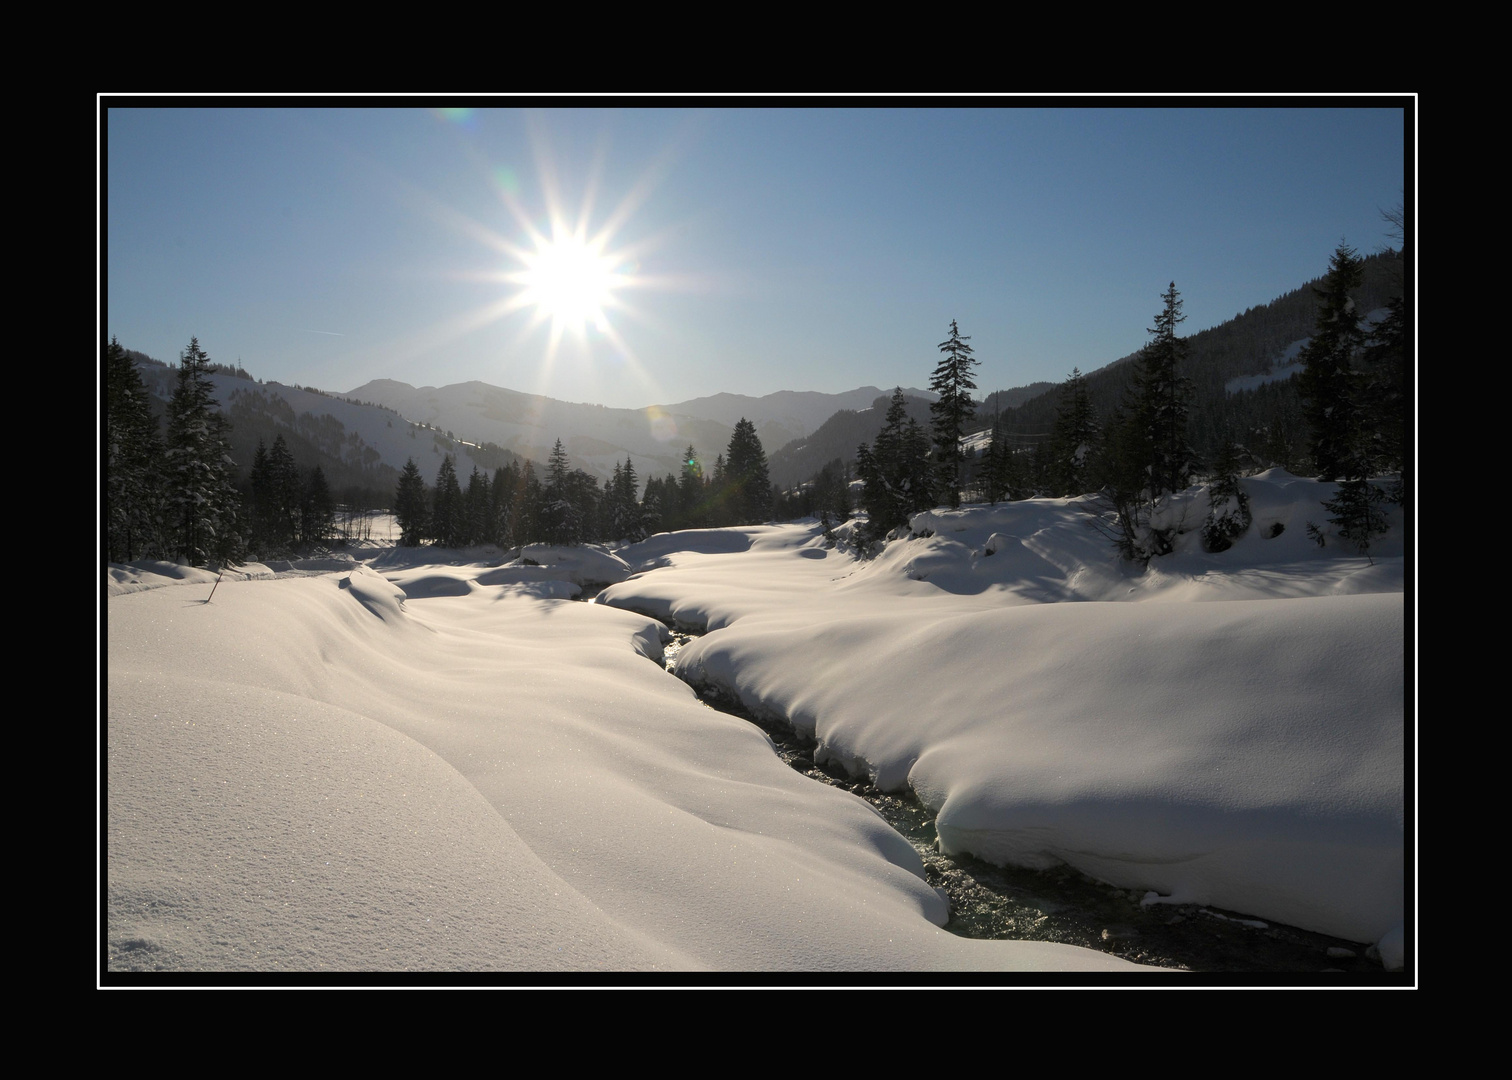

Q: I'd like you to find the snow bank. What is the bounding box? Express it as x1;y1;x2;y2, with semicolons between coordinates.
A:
601;472;1407;953
516;543;633;586
107;562;1149;973
107;560;251;597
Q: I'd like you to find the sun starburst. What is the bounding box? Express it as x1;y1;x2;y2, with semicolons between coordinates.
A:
512;225;623;335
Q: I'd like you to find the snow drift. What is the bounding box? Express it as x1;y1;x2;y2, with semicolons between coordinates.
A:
106;558;1148;973
105;469;1404;973
600;471;1406;954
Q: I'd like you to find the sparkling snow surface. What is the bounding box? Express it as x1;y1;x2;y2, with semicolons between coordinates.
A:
105;470;1405;974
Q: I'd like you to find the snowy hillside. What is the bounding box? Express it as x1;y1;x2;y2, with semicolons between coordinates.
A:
1223;307;1391;395
345;379;944;486
104;470;1406;978
135;365;433;485
601;469;1406;961
659;386;937;450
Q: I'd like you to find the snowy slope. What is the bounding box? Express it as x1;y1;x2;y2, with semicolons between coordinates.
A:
599;471;1406;956
106;564;1150;974
104;469;1405;975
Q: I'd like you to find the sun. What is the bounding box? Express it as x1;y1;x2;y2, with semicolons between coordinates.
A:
515;225;622;335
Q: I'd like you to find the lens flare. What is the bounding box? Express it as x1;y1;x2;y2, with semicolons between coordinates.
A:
645;405;678;443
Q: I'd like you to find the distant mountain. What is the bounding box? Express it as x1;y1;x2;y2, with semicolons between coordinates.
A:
767;392;935;489
124;358;954;506
132;363;419;505
347;379;736;486
659;387;935;452
118;248;1402;507
342;380;952;489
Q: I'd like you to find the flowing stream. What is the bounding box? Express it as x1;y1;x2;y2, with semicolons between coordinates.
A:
656;626;1389;975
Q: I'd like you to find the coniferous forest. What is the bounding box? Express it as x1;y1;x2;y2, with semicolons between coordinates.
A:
390;416;777;550
839;239;1406;563
106;337;378;566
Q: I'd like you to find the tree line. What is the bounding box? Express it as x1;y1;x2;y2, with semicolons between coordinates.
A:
844;231;1406;559
849;318;983;542
391;418;775;548
106;336;338;566
109;230;1404;566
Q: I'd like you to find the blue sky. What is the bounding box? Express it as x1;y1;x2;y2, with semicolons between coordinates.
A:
105;103;1407;410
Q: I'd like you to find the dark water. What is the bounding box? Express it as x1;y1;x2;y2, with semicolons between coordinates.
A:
662;629;1393;977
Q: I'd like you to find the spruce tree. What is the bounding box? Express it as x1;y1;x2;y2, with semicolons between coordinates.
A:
621;457;644;541
1099;285;1197;560
640;479;663;539
265;433;301;553
1136;283;1197;500
394;458;429;546
980;411;1024;504
858;388;935;541
248;439;273;553
465;465;491;546
1322;476;1388;561
607;461;627;539
1294;242;1391;557
489;465;512;547
518;460;542;546
607;457;644;542
164;337;242;566
1095;405;1153;560
1361;294;1407;504
810;458;851;523
1201;436;1252;553
432;454;463;547
1048;368;1099;496
678;446;704;528
724;418;772;525
1298;243;1367;481
106;338;164;563
929;320;980;509
301;465;334;547
541;439;581;545
564;469;599;544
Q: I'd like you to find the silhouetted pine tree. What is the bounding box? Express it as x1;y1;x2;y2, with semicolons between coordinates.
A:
1298;243;1367;481
106;337;164;562
394;458;429;546
930;320;979;508
1048;368;1099;496
724;418;773;524
465;465;491;546
677;446;704;529
1098;285;1197;561
432;454;463;547
301;465;334;546
1201;435;1252;553
164;337;242;566
607;457;645;542
858;388;935;542
540;439;582;544
1322;475;1387;561
264;433;301;553
1136;283;1198;499
1361;293;1407;505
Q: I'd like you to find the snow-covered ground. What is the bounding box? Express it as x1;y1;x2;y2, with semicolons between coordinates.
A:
104;470;1407;978
597;470;1406;964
